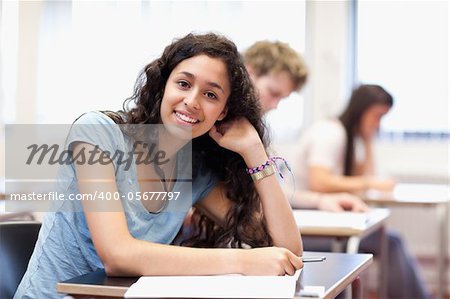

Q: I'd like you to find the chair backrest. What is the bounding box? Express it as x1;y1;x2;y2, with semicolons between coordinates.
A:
0;221;41;299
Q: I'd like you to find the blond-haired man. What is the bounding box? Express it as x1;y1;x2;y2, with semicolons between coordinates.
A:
243;40;368;212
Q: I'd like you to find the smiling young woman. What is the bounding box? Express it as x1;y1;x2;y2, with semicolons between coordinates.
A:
14;33;303;299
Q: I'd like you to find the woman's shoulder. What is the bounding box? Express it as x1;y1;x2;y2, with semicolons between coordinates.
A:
67;111;126;150
72;111;118;125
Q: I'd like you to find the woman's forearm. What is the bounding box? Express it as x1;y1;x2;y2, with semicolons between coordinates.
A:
241;144;302;256
107;239;303;277
108;240;243;276
309;167;367;193
287;189;322;209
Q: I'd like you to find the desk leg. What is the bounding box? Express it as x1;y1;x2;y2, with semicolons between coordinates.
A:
347;233;388;299
344;237;361;299
378;225;388;299
346;236;360;254
436;202;449;299
351;276;363;299
332;238;346;252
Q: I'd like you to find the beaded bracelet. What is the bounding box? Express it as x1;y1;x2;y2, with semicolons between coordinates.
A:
246;156;291;181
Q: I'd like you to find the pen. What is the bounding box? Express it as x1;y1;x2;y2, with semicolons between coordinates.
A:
301;256;326;263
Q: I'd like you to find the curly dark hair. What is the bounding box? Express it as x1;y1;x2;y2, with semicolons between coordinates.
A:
119;33;273;248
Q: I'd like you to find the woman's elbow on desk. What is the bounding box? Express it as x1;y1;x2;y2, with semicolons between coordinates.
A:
100;238;142;277
273;231;303;256
282;229;303;256
290;234;303;257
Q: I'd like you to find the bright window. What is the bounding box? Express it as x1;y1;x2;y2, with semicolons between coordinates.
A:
356;0;448;134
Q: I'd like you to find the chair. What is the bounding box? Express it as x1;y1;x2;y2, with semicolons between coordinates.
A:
0;221;41;299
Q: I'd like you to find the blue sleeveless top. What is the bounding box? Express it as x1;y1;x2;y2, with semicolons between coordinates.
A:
14;111;217;299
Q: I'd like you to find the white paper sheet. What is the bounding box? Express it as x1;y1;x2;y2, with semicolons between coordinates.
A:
367;183;450;202
293;210;370;230
125;269;301;298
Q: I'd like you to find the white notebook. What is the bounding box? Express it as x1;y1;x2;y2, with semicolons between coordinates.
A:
125;269;301;298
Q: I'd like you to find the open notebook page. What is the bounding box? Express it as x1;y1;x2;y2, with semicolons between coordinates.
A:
125;269;301;298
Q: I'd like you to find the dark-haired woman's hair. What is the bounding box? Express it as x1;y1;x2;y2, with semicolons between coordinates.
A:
339;84;393;175
119;33;272;248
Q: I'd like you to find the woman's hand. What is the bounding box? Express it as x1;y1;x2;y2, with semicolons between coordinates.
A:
318;193;369;212
209;118;262;156
239;247;303;276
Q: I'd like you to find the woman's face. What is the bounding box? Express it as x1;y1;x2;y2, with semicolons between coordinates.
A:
160;54;230;139
359;104;391;139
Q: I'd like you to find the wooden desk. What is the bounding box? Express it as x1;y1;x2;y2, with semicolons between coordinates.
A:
364;183;450;299
293;208;390;254
57;251;373;299
294;208;389;298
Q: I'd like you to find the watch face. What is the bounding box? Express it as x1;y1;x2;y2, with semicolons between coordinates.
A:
251;164;276;181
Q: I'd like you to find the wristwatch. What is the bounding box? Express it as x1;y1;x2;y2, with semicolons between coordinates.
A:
250;164;276;182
